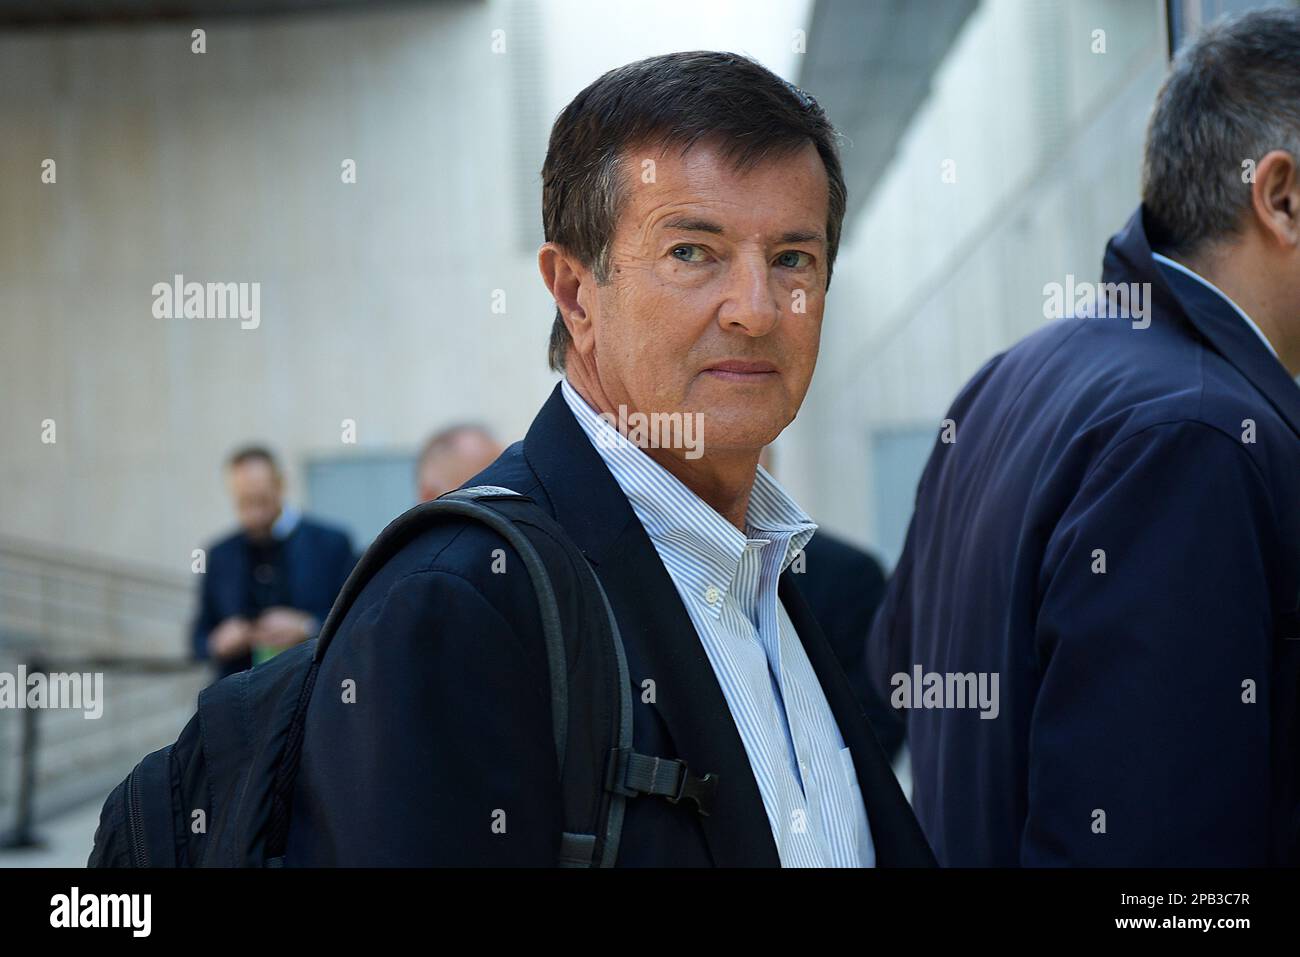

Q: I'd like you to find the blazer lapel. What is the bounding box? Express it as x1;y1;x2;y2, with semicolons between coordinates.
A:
523;384;778;866
780;573;936;866
224;537;252;618
282;524;311;611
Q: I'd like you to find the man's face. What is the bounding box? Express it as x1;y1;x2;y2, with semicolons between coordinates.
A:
576;138;830;454
227;459;282;540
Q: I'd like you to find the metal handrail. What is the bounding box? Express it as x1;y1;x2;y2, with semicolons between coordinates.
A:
0;654;205;851
0;537;202;851
0;535;191;591
0;536;195;667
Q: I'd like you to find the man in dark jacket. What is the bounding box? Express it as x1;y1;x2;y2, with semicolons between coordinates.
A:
192;446;355;681
285;51;934;866
869;10;1300;866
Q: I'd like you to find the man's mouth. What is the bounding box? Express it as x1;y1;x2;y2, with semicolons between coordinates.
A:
701;360;779;382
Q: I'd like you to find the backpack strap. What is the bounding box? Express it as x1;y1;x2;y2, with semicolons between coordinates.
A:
458;490;720;859
267;486;601;862
268;485;716;868
414;487;574;771
445;488;627;867
606;749;720;817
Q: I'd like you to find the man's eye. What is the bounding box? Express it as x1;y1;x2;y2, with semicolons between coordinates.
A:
671;245;706;263
776;250;812;268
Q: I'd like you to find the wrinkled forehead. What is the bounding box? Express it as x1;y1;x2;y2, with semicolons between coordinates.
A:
611;136;829;240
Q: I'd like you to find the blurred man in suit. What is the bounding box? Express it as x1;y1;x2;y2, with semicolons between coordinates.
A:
760;446;902;760
288;52;933;866
192;446;356;681
870;9;1300;866
415;424;503;502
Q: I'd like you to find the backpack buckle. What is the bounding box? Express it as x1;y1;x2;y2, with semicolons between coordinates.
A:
667;767;719;817
605;748;719;817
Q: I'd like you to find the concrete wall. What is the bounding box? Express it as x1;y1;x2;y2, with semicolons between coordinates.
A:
0;0;567;829
0;0;560;577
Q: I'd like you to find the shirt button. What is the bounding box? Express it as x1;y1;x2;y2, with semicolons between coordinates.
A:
704;585;721;605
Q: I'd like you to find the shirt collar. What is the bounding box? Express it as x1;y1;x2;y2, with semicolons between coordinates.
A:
1151;252;1280;361
271;504;302;541
559;379;817;617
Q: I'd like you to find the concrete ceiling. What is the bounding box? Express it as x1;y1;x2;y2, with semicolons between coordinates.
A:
0;0;439;25
799;0;978;228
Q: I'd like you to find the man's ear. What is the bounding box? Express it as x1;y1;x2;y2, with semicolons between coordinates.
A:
538;242;594;352
1251;149;1300;248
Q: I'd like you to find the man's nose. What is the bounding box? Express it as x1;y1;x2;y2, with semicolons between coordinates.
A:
717;255;782;337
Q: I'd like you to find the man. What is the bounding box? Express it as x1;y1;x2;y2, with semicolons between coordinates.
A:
286;52;933;866
192;446;356;681
415;423;503;502
761;446;902;759
869;9;1300;866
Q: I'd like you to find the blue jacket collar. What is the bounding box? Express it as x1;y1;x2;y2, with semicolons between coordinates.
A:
1103;205;1300;440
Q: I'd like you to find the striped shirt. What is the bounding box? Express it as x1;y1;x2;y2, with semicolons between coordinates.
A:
560;379;875;867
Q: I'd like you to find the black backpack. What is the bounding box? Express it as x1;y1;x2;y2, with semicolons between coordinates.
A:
87;486;718;867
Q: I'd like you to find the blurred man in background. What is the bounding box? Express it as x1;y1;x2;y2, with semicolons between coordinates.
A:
870;9;1300;866
192;446;356;681
416;424;503;502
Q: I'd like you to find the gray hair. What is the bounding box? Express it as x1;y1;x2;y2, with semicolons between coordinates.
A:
1142;7;1300;256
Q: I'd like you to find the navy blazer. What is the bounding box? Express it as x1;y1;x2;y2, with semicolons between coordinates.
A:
285;385;936;866
191;516;356;679
793;531;902;760
869;206;1300;866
